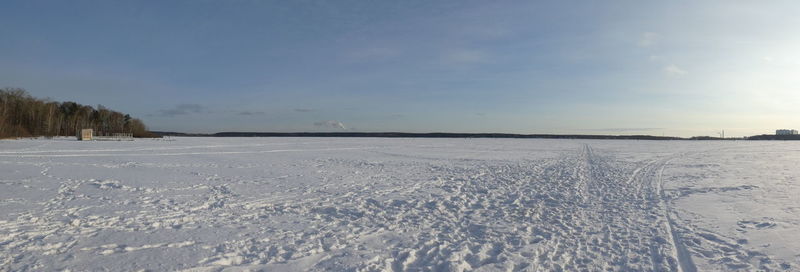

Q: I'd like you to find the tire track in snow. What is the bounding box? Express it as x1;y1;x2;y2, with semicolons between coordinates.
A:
654;159;697;272
657;146;794;271
581;144;695;271
612;148;695;272
5;139;791;271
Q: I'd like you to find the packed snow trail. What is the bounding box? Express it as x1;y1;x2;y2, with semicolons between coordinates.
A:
0;138;797;271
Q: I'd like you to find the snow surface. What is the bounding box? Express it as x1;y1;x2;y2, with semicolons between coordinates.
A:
0;137;798;271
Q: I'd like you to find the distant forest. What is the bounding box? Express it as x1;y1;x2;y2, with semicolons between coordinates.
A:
0;88;154;138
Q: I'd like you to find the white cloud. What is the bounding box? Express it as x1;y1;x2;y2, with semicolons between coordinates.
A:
638;32;660;47
314;120;347;130
663;64;687;76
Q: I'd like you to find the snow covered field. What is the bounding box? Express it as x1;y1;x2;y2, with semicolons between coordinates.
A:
0;137;798;271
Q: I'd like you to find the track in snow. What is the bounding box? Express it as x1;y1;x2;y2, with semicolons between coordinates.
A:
0;138;796;271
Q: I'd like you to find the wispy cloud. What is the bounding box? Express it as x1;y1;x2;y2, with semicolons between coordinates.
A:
314;120;347;130
663;65;687;76
638;32;660;47
157;104;209;117
238;110;266;116
648;55;663;62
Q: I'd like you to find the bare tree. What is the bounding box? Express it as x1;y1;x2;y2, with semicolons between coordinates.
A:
0;88;156;138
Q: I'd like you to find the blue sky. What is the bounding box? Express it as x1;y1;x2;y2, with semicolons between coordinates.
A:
2;1;799;137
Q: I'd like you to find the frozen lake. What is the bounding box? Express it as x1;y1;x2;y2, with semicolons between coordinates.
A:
0;137;798;271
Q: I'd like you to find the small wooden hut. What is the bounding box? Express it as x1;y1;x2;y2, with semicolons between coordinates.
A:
77;129;93;141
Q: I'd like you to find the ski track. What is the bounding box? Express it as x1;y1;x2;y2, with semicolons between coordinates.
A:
0;138;796;271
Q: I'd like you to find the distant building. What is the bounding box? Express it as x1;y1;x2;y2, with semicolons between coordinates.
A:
76;129;134;141
78;129;93;141
776;129;798;135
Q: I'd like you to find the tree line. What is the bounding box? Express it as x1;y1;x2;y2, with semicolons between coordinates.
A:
0;88;155;138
